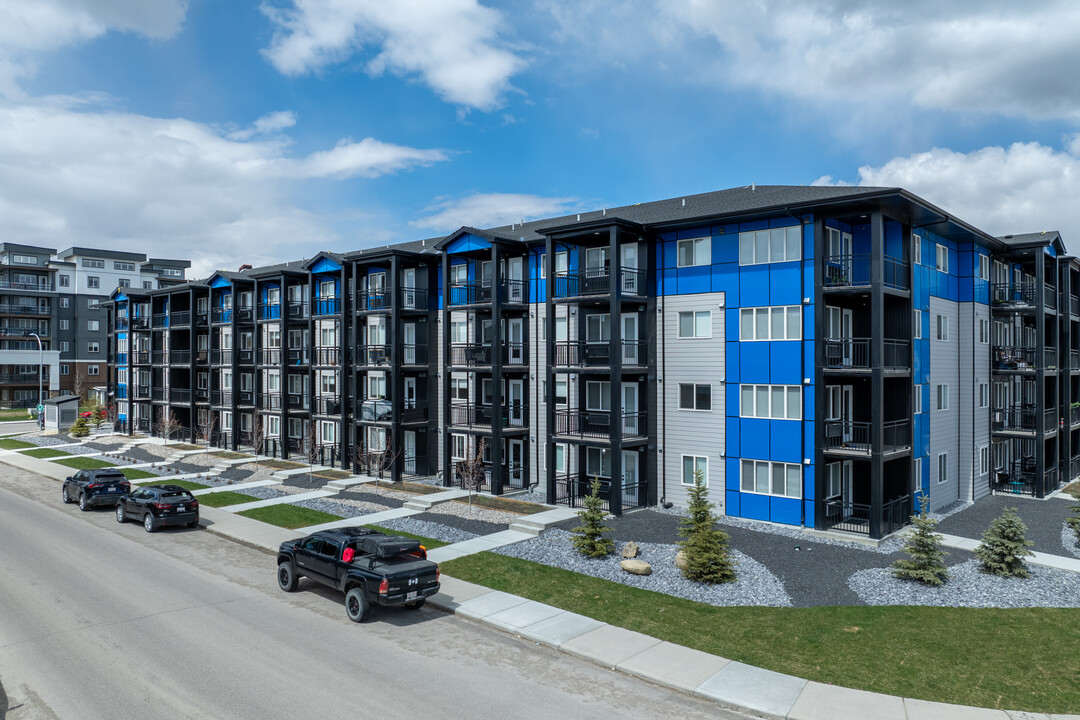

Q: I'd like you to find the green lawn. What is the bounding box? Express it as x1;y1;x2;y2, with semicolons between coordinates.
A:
0;409;35;422
51;457;117;470
440;553;1080;714
312;469;352;480
208;450;251;460
237;504;341;529
1064;481;1080;499
120;468;159;480
363;525;447;549
165;444;202;451
259;460;306;470
0;438;35;450
20;447;71;458
199;491;257;508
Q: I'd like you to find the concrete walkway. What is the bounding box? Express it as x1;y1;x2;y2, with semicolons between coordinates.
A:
223;489;337;513
939;533;1080;573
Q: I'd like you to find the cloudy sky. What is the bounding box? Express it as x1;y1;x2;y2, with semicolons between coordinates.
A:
2;0;1079;276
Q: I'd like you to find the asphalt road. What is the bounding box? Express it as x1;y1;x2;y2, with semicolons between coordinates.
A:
0;470;742;720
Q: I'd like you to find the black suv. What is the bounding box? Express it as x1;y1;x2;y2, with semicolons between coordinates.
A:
115;485;200;533
62;469;131;511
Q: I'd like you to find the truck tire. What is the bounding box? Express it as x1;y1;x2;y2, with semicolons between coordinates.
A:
345;587;370;623
277;562;298;592
405;599;426;610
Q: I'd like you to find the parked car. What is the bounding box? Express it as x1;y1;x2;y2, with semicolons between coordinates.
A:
277;527;440;622
115;484;200;533
62;469;131;511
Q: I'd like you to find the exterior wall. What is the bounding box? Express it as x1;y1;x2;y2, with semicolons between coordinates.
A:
529;301;547;484
929;295;960;510
657;292;726;509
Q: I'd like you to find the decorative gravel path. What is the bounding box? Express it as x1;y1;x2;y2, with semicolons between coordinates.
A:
496;529;793;608
849;559;1080;608
1064;524;1080;560
376;517;479;545
339;488;406;509
296;496;396;518
935;494;1075;555
409;510;506;537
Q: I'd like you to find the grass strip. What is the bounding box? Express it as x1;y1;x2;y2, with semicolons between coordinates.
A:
312;469;352;480
238;504;341;529
119;468;159;480
155;479;208;491
51;457;117;470
362;524;448;549
1064;481;1080;499
208;451;251;460
373;481;444;495
20;447;70;458
440;552;1080;714
0;438;35;450
452;494;548;515
258;460;306;470
199;491;258;508
164;444;202;451
0;409;35;422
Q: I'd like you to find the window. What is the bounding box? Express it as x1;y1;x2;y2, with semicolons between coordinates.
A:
739;226;801;265
367;373;385;398
241;374;253;392
586;313;610;343
914;457;923;486
979;383;989;408
740;384;801;420
87;364;99;376
60;364;69;375
678;383;711;411
937;453;948;484
913;310;922;339
979;445;989;475
320;421;336;444
268;415;281;437
677;311;711;338
451;376;469;401
450;264;467;285
936;384;949;411
162;268;183;278
143;281;153;289
118;279;130;288
87;320;99;331
554;443;567;473
267;371;280;392
12;254;37;265
450;320;467;344
321;373;337;394
586;381;610;411
681;455;708;485
554;378;568;405
114;261;135;271
198;373;209;390
59;297;69;308
912;233;921;266
978;318;989;344
739;306;801;341
677;237;711;267
935;244;948;273
936;314;949;341
60;341;69;352
221;370;232;391
555;251;568;275
59;319;69;330
82;258;105;268
59;275;70;287
450;434;466;460
978;255;990;281
913;385;922;414
87;341;99;353
740;459;801;498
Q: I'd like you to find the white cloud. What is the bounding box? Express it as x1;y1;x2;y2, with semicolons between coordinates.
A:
541;0;1080;121
261;0;525;111
815;140;1080;249
411;193;581;231
0;101;449;278
226;110;297;141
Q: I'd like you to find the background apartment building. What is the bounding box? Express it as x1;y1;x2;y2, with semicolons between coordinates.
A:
106;185;1076;540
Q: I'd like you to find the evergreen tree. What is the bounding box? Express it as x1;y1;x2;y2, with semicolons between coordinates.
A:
976;506;1035;578
677;469;737;584
571;478;615;558
70;416;90;438
890;495;950;585
1066;502;1080;544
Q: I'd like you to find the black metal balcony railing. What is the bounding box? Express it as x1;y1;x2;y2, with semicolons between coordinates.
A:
552;341;646;367
822;255;909;291
448;403;527;429
552;409;644;438
1045;285;1057;310
194;312;209;327
237;390;254;406
400;287;428;310
258;394;281;410
286;301;308;320
171;311;191;326
211;349;233;365
287;348;309;365
993;346;1038;371
821;494;911;537
169;349;191;364
1070;349;1080;369
402;344;429;365
170;388;191;403
315;396;343;415
356;291;391;311
136;417;151;432
402;454;428;479
883;257;909;290
0;304;51;316
1046;348;1058;370
115;318;129;331
313;297;340;316
211;308;232;324
133;351;151;365
991;282;1036;307
448;281;491;306
1071;295;1080;317
134;385;151;400
237;306;254;322
824;420;910;454
357;345;390;366
151;351;164;364
260;304;281;320
259;348;281;365
131;317;150;330
1046;407;1059;429
313;347;340;365
287;393;310;410
553;475;648;512
151;388;165;401
237;348;254;363
450;343;491;366
1071;403;1080;425
152;313;168;328
1072;456;1080;481
991;461;1048;497
552;267;645;299
0;373;40;384
992;407;1037;433
195;388;209;402
0;279;53;291
824;338;912;369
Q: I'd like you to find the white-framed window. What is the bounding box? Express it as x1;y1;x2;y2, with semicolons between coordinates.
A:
936;314;949;341
913;309;922;339
60;341;69;352
554;443;567;474
143;281;153;290
586;313;610;343
936;384;949;411
367;373;386;399
87;320;99;331
554;378;568;405
222;412;232;431
198;372;209;390
739;226;801;265
59;319;69;330
979;445;989;475
677;237;711;267
978;255;990;281
221;370;232;390
320;373;337;395
978;318;989;344
87;341;99;353
740;384;802;420
914;457;923;486
114;261;135;272
936;244;948;273
162;267;183;278
555;251;568;275
678;383;711;411
288;418;303;438
87;276;100;289
60;364;69;375
912;233;921;266
586;381;611;411
739;306;801;341
450;433;467;460
450;320;467;344
58;274;70;287
937;452;948;484
267;371;280;392
87;364;99;376
677;310;711;339
319;279;335;298
241;373;253;392
320;421;336;444
59;297;69;309
12;254;37;265
82;258;104;268
451;376;469;401
268;415;281;438
87;299;99;309
740;459;801;498
681;455;708;485
913;385;922;414
979;383;989;408
450;263;467;285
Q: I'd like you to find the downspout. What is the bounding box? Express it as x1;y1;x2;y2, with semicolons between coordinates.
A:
786;207;807;527
660;249;669;508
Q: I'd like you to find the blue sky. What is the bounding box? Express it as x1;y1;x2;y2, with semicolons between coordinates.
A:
2;0;1079;276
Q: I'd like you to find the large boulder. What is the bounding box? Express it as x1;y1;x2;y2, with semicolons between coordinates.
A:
621;541;640;559
675;550;689;570
621;559;652;576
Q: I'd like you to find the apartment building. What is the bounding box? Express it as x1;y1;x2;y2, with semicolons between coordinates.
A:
0;243;60;408
106;185;1077;540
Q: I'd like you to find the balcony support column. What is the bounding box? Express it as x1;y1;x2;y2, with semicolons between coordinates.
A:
280;273;290;460
490;244;504;496
230;286;239;451
1035;250;1046;497
390;254;403;484
869;210;884;539
545;236;556;503
608;226;623;517
813;217;826;530
441;253;452;488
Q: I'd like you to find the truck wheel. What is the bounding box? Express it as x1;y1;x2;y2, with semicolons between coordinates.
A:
277;562;298;592
345;587;370;623
405;599;426;610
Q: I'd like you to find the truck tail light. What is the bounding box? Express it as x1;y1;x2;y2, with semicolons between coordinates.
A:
436;567;440;582
378;578;389;595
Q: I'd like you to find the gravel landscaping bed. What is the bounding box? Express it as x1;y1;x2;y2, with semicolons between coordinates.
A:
409;510;505;537
935;495;1073;555
339;488;407;509
503;489;549;506
496;529;792;608
231;485;291;501
280;472;334;490
17;433;78;448
849;559;1080;608
1064;524;1080;560
376;517;479;545
294;496;392;518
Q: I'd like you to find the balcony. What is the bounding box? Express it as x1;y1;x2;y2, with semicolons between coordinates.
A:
552;341;646;368
195;388;209;402
286;393;310;410
115;318;129;331
151;388;165;401
401;287;428;310
237;348;254;364
1045;285;1057;310
552;409;644;439
553;475;648;512
358;398;428;423
131;317;150;330
991;406;1058;435
152;313;169;328
171;311;191;326
0;304;50;316
287;348;309;365
992;461;1056;497
356;291;391;311
194;312;209;327
0;279;53;291
356;345;390;366
991;282;1037;308
0;373;39;384
1070;403;1080;426
824;338;909;371
447;280;529;306
313;347;341;365
313;297;340;316
449;403;526;429
237;390;254;406
211;349;233;365
170;388;191;403
402;344;429;365
286;301;308;320
1071;295;1080;317
211;308;232;324
1071;349;1080;369
258;394;282;410
993;346;1054;372
237;306;254;322
134;385;151;400
260;304;281;320
259;348;281;365
823;419;910;455
553;267;644;299
168;350;191;365
133;351;151;365
314;396;343;415
821;494;912;538
449;343;491;367
823;255;909;291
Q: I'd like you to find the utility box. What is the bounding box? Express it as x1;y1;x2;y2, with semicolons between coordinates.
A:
44;395;81;432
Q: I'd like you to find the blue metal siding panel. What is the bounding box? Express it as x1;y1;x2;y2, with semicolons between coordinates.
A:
739;265;769;307
725;310;740;342
739;343;770;384
740;492;770;520
713;233;738;264
740;418;770;458
769;264;800;306
445;234;491;254
678;265;710;294
310;257;341;273
726;383;741;416
726;490;741;516
769;421;801;463
770;496;801;525
725;341;740;382
769;342;801;384
726;417;741;460
803;500;815;528
713;265;738;296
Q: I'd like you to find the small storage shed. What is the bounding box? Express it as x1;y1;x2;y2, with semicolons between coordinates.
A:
43;395;80;431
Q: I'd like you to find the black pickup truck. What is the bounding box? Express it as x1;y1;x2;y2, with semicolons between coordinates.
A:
277;527;441;622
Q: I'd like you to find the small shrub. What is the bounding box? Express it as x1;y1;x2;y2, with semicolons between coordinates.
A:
1066;502;1080;544
571;478;615;558
891;495;950;585
976;506;1035;578
69;417;90;438
677;469;736;584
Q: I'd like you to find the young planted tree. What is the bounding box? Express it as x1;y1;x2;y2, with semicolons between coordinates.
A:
976;506;1035;578
69;415;90;438
458;437;486;511
571;477;615;559
251;416;266;473
89;403;107;431
891;495;950;585
1065;501;1080;544
305;422;320;484
198;413;218;454
71;369;88;403
677;469;736;583
155;411;182;446
372;431;401;490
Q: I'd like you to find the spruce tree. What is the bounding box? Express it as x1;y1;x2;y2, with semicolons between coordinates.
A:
571;478;615;558
976;506;1035;578
890;495;949;585
69;416;90;438
677;469;736;584
1066;502;1080;544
